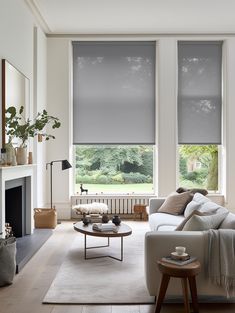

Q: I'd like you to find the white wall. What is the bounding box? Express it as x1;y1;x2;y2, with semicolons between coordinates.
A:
47;38;72;218
33;27;47;207
0;0;47;207
47;35;235;216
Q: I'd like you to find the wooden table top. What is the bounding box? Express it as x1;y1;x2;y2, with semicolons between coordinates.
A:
74;221;132;238
158;259;201;277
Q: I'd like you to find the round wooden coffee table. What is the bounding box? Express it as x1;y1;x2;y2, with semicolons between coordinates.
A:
73;221;132;261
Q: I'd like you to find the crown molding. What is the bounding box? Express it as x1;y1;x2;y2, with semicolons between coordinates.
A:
24;0;51;34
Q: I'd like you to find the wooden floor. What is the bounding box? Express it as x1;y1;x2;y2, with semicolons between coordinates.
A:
0;221;235;313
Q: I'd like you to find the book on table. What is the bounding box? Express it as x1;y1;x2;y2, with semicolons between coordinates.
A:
161;256;197;266
92;223;117;232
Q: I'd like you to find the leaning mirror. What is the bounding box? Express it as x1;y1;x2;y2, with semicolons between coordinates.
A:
2;59;29;147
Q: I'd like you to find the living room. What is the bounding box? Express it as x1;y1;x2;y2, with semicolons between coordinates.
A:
1;0;235;312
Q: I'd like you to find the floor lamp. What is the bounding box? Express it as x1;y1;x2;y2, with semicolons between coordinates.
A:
46;160;72;209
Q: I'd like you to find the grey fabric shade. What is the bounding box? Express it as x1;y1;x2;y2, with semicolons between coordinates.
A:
73;41;155;145
178;41;222;144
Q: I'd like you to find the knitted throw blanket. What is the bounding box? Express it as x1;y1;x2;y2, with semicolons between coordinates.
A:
205;229;235;298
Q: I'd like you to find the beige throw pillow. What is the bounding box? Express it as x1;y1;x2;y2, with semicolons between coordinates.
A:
158;191;193;216
182;212;228;231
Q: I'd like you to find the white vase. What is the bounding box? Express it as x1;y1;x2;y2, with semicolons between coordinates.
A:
16;147;27;165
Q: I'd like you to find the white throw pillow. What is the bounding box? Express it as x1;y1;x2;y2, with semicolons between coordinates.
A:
193;192;211;205
182;212;228;231
184;201;201;218
184;192;227;218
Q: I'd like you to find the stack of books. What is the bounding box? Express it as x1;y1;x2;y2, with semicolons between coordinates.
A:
92;223;118;232
85;214;102;223
162;255;197;266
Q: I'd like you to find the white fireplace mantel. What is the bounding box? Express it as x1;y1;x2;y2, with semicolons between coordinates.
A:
0;164;35;237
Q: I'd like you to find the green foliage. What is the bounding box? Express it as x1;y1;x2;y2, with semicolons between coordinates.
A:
75;145;154;186
179;156;187;177
5;106;61;147
179;145;218;190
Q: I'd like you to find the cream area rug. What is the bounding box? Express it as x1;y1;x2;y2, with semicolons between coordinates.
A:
43;221;155;304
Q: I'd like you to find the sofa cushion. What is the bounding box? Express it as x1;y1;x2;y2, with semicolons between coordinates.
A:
182;212;228;231
175;210;211;231
220;212;235;229
158;191;193;215
184;192;228;218
149;212;185;231
157;225;177;231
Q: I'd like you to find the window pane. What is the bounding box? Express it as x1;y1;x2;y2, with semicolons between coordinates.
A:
75;145;154;194
178;145;218;191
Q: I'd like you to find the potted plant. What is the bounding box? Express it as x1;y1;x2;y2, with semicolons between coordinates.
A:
5;105;61;165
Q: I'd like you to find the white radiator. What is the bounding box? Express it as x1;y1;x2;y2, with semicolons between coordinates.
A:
71;194;152;217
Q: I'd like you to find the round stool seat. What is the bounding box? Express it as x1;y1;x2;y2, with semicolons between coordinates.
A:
158;260;201;278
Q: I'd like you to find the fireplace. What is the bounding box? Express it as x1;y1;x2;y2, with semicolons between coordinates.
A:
0;165;35;238
5;178;26;237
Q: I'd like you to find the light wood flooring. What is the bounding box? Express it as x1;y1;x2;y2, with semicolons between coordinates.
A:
1;221;235;313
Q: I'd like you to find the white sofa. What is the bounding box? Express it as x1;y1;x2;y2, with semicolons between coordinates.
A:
145;194;235;299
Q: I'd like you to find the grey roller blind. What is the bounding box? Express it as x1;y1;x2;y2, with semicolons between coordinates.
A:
178;41;222;144
73;41;155;144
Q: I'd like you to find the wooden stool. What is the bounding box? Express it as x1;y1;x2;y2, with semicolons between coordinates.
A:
133;204;147;221
155;259;201;313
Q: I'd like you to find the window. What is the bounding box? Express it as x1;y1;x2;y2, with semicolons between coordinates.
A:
75;145;154;194
177;42;222;192
179;145;219;191
72;41;156;194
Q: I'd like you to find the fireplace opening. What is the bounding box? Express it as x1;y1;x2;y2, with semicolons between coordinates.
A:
5;178;25;238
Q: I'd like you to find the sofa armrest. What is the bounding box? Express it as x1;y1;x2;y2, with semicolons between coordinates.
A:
144;231;207;296
148;198;165;215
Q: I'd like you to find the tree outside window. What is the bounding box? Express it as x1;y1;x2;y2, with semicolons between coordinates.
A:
179;145;218;191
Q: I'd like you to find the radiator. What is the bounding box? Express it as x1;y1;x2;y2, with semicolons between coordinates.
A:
71;194;152;217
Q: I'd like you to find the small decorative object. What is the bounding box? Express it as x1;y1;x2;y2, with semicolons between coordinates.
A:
28;151;33;164
11;150;17;166
38;134;43;142
16;147;27;165
0;148;7;166
80;183;88;195
112;215;121;226
82;213;90;226
102;214;109;223
5;223;13;238
5;141;14;165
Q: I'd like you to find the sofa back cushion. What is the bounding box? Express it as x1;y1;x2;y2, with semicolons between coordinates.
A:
158;191;193;216
220;212;235;229
184;192;228;218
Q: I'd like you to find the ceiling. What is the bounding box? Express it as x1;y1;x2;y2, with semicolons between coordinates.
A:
25;0;235;35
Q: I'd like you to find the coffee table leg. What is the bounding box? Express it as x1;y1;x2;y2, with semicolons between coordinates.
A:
84;235;124;261
84;233;87;259
121;236;123;261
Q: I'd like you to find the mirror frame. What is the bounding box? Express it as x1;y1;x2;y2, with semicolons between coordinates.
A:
2;59;30;147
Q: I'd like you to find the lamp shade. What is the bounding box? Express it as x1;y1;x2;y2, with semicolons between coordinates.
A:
62;160;72;170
